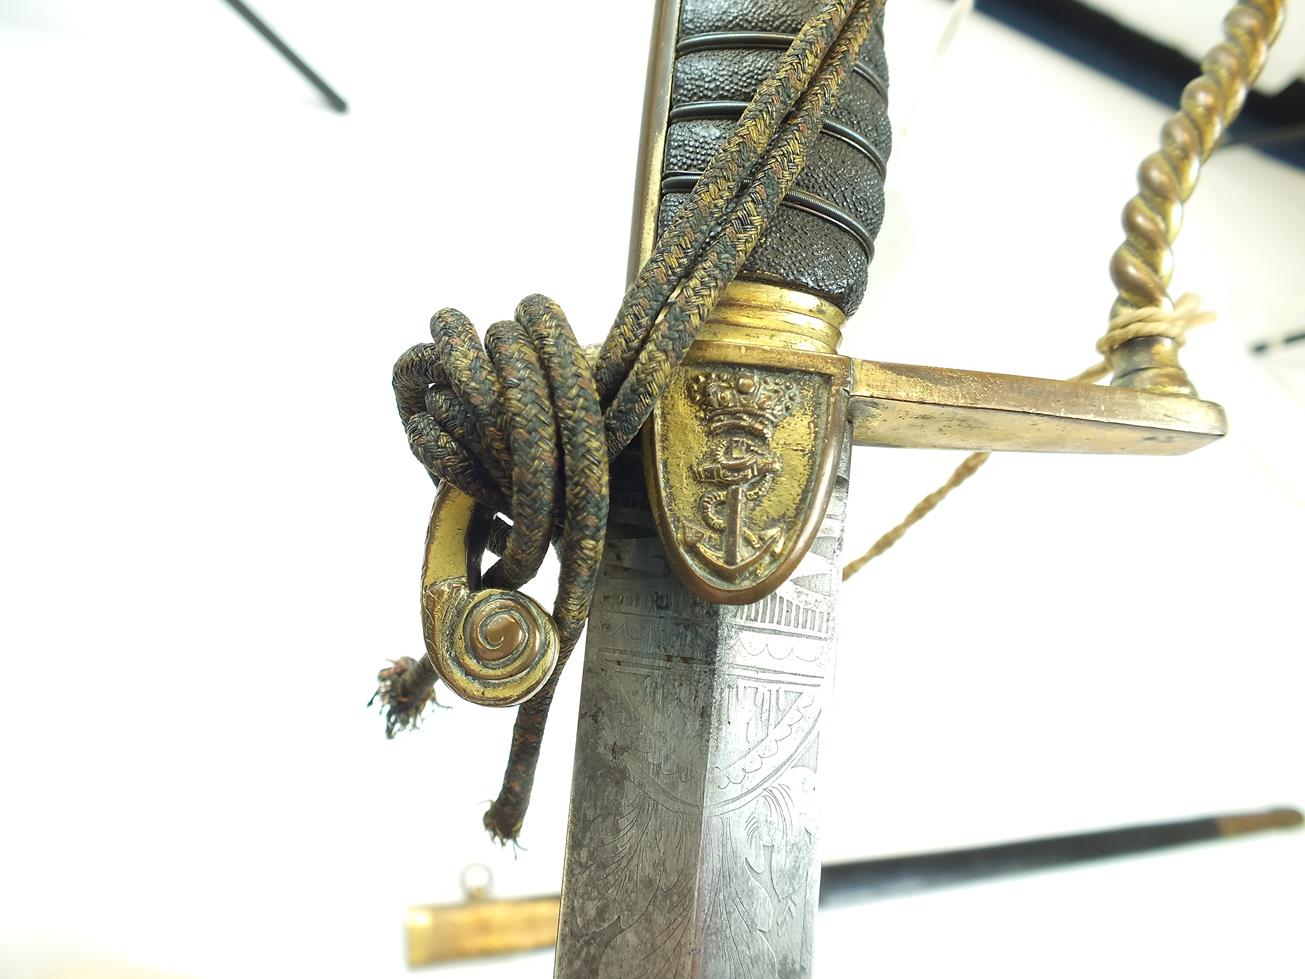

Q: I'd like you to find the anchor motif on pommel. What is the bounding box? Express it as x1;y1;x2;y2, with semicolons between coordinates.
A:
680;370;801;582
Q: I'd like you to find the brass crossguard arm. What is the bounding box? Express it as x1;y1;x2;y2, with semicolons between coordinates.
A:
848;358;1226;454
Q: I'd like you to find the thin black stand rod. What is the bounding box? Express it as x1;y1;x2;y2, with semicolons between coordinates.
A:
220;0;348;113
401;806;1303;966
819;806;1303;908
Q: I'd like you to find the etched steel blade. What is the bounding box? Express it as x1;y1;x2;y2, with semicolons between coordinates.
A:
551;1;881;972
555;438;850;978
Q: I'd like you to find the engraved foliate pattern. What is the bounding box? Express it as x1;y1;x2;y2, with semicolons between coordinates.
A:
555;444;850;979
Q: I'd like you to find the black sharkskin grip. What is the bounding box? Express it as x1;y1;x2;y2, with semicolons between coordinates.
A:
661;0;891;315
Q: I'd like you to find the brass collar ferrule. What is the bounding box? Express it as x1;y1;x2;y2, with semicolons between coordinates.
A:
696;280;847;354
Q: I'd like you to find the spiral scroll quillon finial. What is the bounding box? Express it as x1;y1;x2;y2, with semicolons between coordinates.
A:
1106;0;1285;395
422;581;560;708
418;485;561;708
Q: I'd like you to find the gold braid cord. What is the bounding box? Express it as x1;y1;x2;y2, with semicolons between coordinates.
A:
844;0;1284;580
380;1;881;842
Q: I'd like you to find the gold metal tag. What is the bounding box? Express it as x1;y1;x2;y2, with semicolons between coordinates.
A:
405;865;560;966
405;897;560;966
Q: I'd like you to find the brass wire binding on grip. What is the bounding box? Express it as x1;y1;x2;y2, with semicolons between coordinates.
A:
1106;0;1285;394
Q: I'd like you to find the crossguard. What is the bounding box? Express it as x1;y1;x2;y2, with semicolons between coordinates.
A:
645;281;1227;604
420;486;559;707
846;357;1225;454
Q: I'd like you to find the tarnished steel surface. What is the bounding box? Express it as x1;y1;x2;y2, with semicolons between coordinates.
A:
556;441;850;978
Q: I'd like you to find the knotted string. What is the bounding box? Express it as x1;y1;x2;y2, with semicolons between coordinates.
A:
1094;292;1216;360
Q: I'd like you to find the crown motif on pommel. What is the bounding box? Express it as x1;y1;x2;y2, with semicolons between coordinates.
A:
686;370;801;441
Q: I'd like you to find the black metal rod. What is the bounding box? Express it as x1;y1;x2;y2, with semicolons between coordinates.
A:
219;0;347;113
819;807;1302;909
1251;329;1305;354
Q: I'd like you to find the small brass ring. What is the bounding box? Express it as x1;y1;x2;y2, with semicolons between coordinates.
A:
459;863;493;903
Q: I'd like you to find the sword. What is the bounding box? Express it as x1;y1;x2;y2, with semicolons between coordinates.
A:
384;1;1282;976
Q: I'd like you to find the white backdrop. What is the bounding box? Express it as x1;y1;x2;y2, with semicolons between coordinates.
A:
1;2;1302;977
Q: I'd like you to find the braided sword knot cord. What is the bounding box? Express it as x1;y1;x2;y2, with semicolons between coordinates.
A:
383;0;882;842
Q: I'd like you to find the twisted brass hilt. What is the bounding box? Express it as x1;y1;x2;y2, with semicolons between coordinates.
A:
420;486;559;707
1107;0;1286;394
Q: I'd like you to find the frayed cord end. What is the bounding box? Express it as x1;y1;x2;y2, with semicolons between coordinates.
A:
369;655;439;739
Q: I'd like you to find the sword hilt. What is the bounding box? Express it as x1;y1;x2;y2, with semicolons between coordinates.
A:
644;0;892;604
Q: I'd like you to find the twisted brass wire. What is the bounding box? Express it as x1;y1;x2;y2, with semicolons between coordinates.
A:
1106;0;1285;394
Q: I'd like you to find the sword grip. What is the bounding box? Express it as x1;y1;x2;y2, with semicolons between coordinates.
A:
662;0;891;315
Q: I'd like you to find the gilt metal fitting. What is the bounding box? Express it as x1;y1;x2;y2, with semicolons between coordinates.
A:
420;487;559;707
1106;0;1286;394
645;279;1228;604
